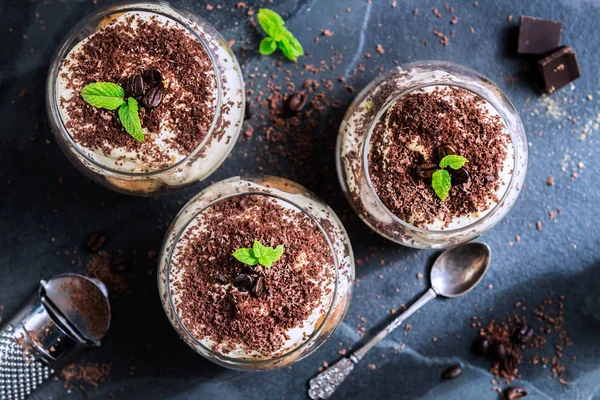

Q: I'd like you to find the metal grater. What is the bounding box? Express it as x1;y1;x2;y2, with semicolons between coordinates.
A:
0;274;111;400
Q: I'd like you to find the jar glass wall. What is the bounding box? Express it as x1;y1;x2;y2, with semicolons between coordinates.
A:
337;61;527;249
46;2;244;196
157;176;355;370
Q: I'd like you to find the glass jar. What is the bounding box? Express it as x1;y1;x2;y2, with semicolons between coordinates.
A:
46;2;244;196
157;176;355;370
337;61;527;249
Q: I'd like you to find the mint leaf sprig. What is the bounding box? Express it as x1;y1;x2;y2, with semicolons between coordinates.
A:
257;8;304;62
233;240;285;268
431;155;469;200
81;82;145;142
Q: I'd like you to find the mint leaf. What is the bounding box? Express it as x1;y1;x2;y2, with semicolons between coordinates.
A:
281;31;304;58
259;37;277;55
118;97;145;142
252;240;267;259
256;244;284;268
234;241;284;268
81;82;125;110
232;248;259;266
278;36;303;62
439;154;468;170
257;8;285;37
432;169;452;201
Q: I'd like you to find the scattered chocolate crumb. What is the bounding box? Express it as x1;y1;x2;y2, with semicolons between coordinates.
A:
321;29;334;37
547;176;555;186
536;221;543;231
61;362;111;389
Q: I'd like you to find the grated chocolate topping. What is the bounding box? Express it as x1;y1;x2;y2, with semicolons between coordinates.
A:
171;194;335;357
368;86;512;228
58;12;217;171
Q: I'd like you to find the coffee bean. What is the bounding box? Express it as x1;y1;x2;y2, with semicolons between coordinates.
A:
513;325;534;344
125;75;145;98
241;264;257;275
415;162;439;179
437;144;457;162
449;167;469;185
251;276;265;297
244;102;252;120
215;274;228;284
490;342;507;361
142;68;163;88
287;92;307;113
233;273;252;292
504;387;528;400
473;337;490;356
502;354;518;374
85;231;107;252
143;87;163;108
441;365;463;380
110;256;133;273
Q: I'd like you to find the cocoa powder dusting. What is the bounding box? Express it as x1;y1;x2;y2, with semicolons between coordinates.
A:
172;194;335;357
368;86;511;228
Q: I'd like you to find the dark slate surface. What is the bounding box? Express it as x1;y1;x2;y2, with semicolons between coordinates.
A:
1;0;599;399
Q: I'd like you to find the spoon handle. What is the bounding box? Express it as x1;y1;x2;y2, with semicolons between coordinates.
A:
352;288;437;360
308;288;437;399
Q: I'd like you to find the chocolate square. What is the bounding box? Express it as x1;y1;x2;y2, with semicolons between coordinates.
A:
538;46;581;94
518;16;563;55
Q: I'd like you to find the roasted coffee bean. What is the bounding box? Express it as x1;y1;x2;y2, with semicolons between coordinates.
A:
437;144;457;162
473;337;490;356
449;167;470;185
142;68;162;88
513;325;534;344
251;276;265;297
502;354;518;374
415;162;439;179
143;87;163;108
125;75;145;97
110;256;133;273
287;91;307;113
85;231;107;252
441;365;463;380
504;387;528;400
233;273;252;292
241;264;257;275
215;274;228;284
490;342;507;361
244;102;252;120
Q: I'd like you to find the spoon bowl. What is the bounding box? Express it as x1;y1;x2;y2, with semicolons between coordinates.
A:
430;242;491;298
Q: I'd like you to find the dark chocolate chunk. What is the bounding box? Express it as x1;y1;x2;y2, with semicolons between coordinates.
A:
437;144;456;162
538;46;581;94
517;16;563;55
251;276;265;298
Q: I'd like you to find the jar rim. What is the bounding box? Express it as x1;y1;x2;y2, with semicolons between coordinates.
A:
162;176;348;368
46;2;226;177
361;61;527;236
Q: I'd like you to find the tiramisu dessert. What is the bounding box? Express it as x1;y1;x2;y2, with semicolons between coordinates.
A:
47;3;244;195
338;62;527;248
158;177;354;370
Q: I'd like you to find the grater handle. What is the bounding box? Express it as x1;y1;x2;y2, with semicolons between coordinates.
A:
0;325;54;400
